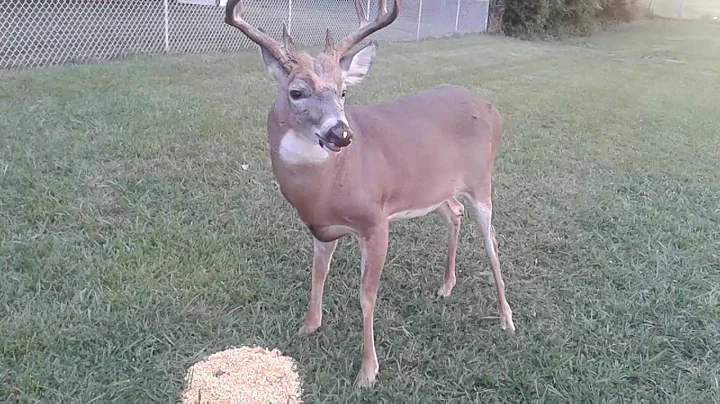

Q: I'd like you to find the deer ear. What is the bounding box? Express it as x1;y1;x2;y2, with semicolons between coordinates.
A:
340;41;377;86
261;46;288;83
256;26;289;83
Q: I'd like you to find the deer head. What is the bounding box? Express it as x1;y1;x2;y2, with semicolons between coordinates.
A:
224;0;400;153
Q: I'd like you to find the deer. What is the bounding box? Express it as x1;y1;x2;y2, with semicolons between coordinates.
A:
223;0;515;388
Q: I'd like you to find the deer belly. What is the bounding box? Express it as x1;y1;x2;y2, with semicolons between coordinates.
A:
307;224;355;242
388;202;444;222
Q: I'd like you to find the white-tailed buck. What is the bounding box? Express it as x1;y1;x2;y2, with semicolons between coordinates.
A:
224;0;515;388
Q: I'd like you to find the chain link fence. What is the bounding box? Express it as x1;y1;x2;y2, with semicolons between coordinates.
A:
0;0;490;70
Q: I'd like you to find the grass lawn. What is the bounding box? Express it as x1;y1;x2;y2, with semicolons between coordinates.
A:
1;18;719;403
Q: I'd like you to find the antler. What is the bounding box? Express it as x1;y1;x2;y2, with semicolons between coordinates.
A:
224;0;294;71
379;0;389;17
328;0;400;57
354;0;370;28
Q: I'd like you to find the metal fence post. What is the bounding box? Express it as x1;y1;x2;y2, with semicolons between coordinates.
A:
482;0;489;33
416;0;423;40
163;0;170;52
455;0;461;32
288;0;293;34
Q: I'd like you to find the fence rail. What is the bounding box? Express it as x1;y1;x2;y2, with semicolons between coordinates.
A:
0;0;490;70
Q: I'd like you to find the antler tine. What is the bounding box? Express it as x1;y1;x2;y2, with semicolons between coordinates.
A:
224;0;294;71
333;0;400;57
354;0;370;28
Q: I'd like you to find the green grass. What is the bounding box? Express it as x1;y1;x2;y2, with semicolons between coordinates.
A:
1;18;719;403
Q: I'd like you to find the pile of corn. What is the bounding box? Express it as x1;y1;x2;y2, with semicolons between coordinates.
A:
181;346;302;403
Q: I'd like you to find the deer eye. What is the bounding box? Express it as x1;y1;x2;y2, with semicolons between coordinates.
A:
289;90;303;100
341;90;347;98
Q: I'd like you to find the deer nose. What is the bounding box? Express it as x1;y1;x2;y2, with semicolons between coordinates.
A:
324;121;353;148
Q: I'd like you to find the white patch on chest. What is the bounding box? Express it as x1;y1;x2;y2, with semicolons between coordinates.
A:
389;202;444;222
278;130;328;165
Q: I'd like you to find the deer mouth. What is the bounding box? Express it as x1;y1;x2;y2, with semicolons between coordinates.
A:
318;138;342;153
316;125;353;153
316;132;349;153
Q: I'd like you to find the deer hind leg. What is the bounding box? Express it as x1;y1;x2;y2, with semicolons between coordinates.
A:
435;197;464;299
471;197;515;332
300;237;338;336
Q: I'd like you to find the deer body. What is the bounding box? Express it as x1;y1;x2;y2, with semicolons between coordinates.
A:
224;0;515;388
268;84;502;238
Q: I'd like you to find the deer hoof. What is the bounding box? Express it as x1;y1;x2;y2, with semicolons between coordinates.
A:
355;366;378;388
500;309;515;333
299;322;321;336
435;283;454;300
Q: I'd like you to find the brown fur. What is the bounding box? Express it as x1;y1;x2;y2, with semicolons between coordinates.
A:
266;84;515;389
268;85;502;239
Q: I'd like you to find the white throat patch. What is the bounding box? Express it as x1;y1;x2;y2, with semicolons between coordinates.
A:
278;130;329;165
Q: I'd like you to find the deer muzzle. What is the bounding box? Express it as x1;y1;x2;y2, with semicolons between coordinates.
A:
319;121;353;152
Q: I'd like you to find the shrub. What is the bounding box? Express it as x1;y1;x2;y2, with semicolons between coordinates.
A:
500;0;639;39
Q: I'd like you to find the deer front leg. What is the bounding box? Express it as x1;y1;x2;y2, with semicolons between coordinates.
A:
356;223;389;388
300;237;338;336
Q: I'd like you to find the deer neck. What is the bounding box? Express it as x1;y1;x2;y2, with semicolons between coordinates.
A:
266;105;354;217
